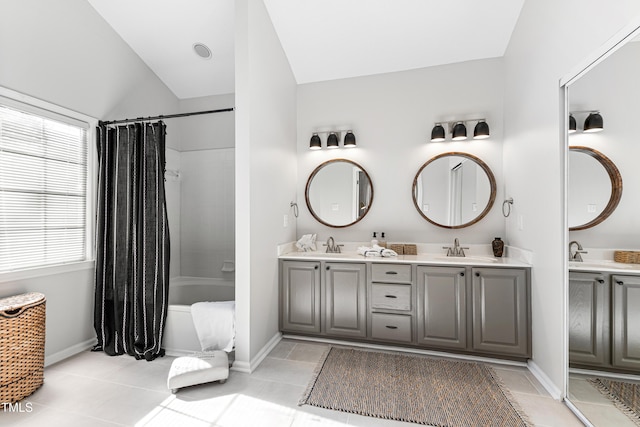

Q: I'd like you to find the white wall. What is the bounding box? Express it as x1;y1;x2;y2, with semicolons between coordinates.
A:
165;148;182;278
503;0;640;395
180;148;235;279
568;41;640;248
0;0;181;362
235;0;298;369
297;58;505;246
174;94;236;152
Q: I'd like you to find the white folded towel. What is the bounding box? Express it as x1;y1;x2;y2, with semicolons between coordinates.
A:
190;301;236;352
296;233;317;252
357;245;398;257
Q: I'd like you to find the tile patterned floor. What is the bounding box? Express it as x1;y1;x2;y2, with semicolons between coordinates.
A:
2;339;585;426
568;374;638;427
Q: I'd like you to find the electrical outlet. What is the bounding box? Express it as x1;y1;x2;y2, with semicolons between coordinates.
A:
518;214;524;231
283;214;288;227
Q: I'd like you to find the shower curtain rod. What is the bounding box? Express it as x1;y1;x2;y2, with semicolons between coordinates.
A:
98;107;235;126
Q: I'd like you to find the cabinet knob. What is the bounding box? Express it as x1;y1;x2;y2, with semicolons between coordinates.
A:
326;266;330;271
314;265;318;270
385;325;398;330
616;280;624;286
596;278;604;284
460;272;465;277
475;272;480;277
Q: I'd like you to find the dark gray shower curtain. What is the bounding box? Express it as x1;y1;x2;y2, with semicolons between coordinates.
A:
93;121;170;361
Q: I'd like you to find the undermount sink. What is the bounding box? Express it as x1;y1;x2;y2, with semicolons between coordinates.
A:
432;256;498;263
569;260;638;270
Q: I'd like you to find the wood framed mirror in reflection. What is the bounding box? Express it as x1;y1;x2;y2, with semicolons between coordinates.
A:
305;158;374;228
412;152;496;229
568;146;622;231
564;21;640;427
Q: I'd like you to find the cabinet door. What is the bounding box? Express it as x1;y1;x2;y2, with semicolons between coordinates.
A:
472;268;529;357
281;261;321;334
612;275;640;371
569;272;609;367
416;266;466;349
325;263;367;338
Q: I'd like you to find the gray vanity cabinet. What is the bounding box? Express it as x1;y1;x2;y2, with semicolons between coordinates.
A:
280;261;321;334
612;275;640;370
416;266;467;350
568;272;609;367
324;263;367;338
472;268;530;357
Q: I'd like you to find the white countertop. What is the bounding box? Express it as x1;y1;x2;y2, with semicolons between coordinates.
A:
569;260;640;274
279;251;531;268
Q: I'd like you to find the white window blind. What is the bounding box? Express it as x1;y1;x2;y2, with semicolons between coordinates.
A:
0;104;88;273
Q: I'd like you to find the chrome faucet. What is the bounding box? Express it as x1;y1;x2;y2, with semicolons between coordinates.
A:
569;240;587;262
443;238;468;257
323;236;343;253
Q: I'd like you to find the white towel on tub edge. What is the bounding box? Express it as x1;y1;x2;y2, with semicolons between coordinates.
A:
190;301;236;352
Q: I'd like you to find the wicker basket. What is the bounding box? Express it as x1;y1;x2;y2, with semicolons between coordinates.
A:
0;292;46;404
614;251;640;264
403;244;418;255
389;244;404;255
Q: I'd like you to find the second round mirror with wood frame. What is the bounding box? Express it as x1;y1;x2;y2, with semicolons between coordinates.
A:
412;152;496;229
568;146;622;231
305;158;374;228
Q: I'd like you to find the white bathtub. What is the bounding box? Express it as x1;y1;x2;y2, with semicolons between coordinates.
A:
163;277;235;356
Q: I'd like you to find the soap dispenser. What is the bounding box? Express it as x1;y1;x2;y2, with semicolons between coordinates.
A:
371;232;378;247
379;232;387;248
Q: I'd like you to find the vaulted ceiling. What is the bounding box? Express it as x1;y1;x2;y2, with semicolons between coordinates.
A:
88;0;525;99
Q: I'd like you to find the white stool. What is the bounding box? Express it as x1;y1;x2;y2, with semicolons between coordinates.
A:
167;351;229;393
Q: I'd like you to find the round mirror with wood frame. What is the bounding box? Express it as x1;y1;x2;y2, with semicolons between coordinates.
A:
305;158;374;228
412;152;496;229
568;146;622;231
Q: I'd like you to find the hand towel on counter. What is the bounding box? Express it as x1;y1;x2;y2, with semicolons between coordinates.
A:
296;233;317;252
191;301;235;352
357;245;398;257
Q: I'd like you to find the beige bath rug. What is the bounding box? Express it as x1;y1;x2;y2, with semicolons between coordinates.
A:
299;347;532;426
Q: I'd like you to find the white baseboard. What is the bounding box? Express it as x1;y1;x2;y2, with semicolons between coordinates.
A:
528;360;562;400
231;332;282;373
44;338;97;367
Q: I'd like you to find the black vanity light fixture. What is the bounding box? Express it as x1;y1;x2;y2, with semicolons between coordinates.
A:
309;129;357;150
430;119;489;142
584;111;603;133
568;110;603;133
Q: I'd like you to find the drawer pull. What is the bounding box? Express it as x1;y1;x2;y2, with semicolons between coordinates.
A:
475;272;480;277
385;325;398;329
596;278;604;284
385;271;398;275
314;265;318;270
385;295;398;299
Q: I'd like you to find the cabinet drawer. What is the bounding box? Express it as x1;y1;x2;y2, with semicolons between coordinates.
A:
372;284;411;311
371;264;412;283
371;313;412;342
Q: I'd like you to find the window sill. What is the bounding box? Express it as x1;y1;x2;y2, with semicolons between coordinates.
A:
0;260;95;284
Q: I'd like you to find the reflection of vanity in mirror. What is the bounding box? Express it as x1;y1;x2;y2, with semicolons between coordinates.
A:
412;152;496;228
565;27;640;427
305;158;373;228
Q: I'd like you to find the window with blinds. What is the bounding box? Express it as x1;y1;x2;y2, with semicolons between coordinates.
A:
0;104;89;273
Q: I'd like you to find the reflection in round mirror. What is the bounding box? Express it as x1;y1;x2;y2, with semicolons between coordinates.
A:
568;146;622;231
305;159;374;228
412;152;496;229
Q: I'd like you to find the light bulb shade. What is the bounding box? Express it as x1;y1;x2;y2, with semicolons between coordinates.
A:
430;124;446;142
451;122;467;140
344;131;356;147
473;121;490;139
309;133;321;150
327;132;339;148
584;112;603;132
569;114;577;133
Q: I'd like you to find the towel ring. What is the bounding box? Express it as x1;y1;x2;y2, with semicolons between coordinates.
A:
502;198;514;217
290;201;299;218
